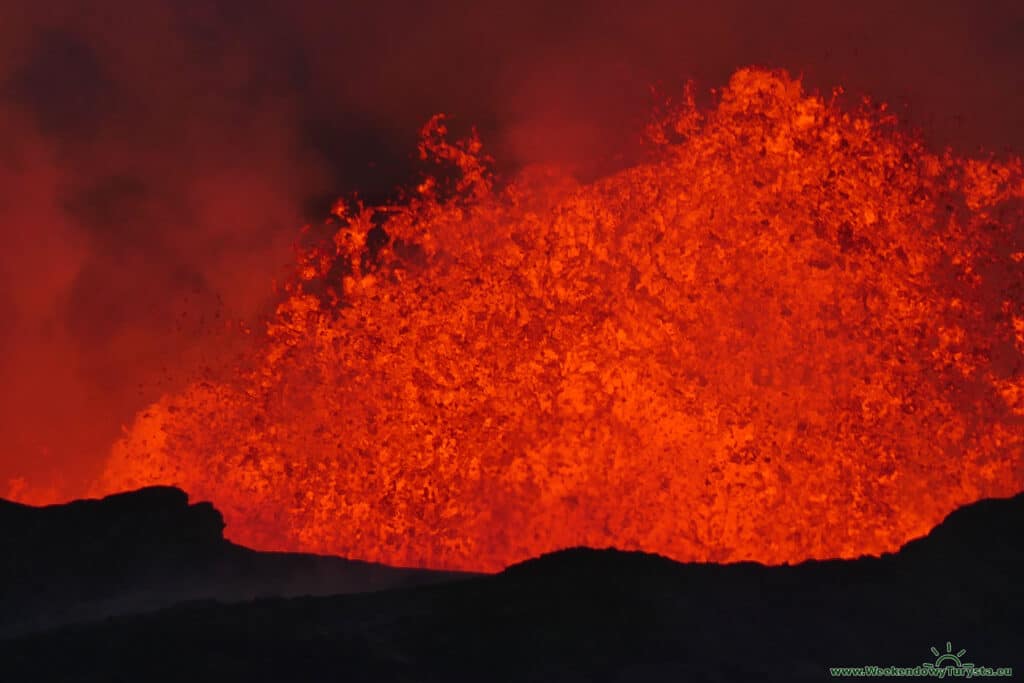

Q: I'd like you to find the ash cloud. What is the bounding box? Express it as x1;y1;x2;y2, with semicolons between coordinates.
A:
1;0;1023;498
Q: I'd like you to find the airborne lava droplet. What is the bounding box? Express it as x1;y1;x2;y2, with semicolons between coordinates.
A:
98;69;1024;571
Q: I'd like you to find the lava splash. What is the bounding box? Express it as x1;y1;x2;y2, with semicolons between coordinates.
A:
98;68;1024;571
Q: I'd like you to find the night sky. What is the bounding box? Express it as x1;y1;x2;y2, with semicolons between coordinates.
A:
2;0;1023;497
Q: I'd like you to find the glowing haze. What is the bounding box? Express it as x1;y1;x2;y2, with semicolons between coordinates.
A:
96;69;1024;571
5;0;1024;512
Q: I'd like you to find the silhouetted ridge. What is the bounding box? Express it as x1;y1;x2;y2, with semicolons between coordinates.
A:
1;489;1021;681
0;487;471;637
899;491;1024;559
2;486;225;570
502;546;682;578
501;491;1024;578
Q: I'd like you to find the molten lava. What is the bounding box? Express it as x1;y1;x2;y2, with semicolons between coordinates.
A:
98;69;1024;571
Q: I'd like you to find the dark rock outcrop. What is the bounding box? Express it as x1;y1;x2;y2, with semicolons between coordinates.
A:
0;487;471;637
1;490;1021;681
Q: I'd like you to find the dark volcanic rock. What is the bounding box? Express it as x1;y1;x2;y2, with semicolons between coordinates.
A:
1;490;1022;682
2;486;225;573
0;487;471;637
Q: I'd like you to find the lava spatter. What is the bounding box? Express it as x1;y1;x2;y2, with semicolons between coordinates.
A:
98;68;1024;571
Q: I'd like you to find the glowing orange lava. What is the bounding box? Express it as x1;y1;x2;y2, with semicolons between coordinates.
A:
97;69;1024;571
